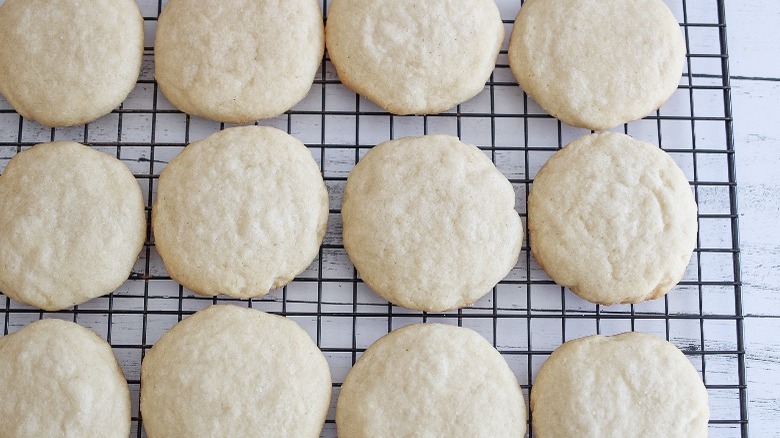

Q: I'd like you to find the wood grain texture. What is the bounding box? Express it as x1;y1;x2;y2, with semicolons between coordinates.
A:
746;318;780;437
727;0;780;436
725;1;780;79
733;80;780;317
734;79;780;438
0;0;770;437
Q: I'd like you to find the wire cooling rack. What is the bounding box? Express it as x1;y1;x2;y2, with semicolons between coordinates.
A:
0;0;746;436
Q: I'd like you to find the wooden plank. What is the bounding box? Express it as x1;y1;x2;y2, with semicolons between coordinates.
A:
746;318;780;437
725;0;780;79
733;79;780;317
725;0;780;434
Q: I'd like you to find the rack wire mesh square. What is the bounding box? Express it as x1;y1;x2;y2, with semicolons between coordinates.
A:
0;0;747;436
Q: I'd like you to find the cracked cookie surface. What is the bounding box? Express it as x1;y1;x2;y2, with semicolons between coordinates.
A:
152;126;328;299
508;0;685;130
326;0;503;115
155;0;323;123
528;132;697;305
531;332;709;437
342;134;523;311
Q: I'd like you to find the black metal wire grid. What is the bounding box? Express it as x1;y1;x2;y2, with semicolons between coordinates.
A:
0;0;746;436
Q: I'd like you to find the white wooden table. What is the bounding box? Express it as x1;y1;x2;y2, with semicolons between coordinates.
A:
0;0;775;436
727;1;780;435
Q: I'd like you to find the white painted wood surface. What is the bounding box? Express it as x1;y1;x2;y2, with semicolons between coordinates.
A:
0;0;774;436
728;0;780;434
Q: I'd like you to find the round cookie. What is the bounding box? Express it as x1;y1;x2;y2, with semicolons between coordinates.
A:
0;0;143;127
141;305;331;437
508;0;685;130
336;323;526;437
531;332;709;437
528;132;697;305
0;142;146;311
0;319;131;437
152;126;328;299
341;135;522;312
326;0;504;115
155;0;324;123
